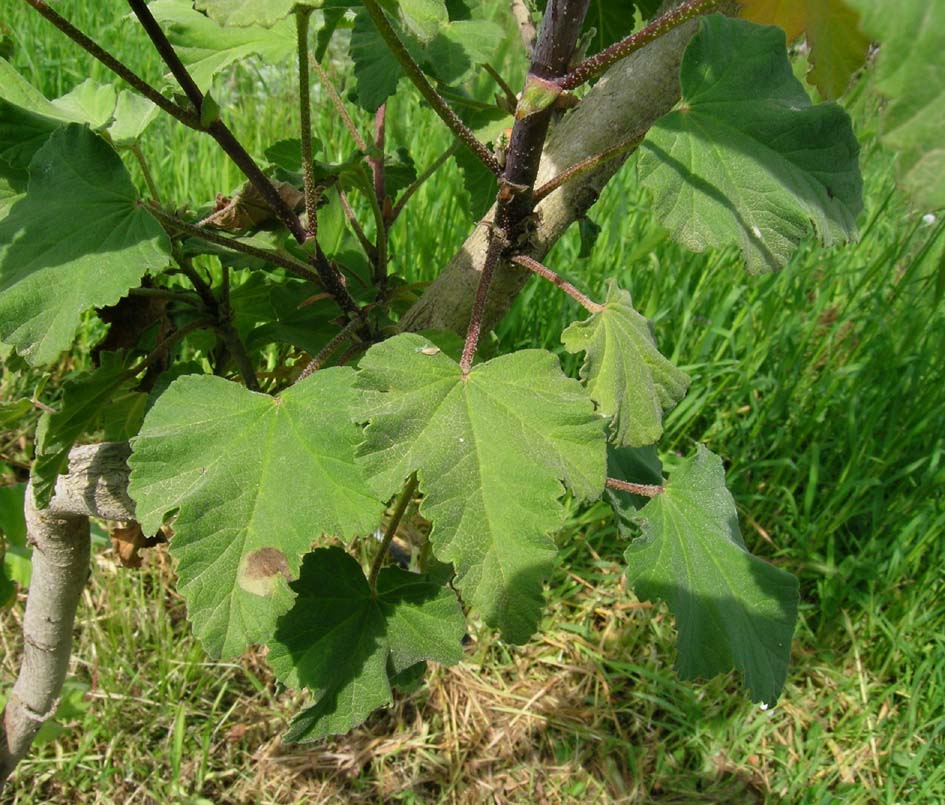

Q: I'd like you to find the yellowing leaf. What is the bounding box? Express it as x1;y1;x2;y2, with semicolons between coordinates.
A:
739;0;870;98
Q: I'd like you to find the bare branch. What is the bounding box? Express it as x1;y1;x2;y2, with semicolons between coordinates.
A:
1;445;136;787
510;0;538;55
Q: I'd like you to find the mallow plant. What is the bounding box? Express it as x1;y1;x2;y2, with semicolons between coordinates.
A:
0;0;941;785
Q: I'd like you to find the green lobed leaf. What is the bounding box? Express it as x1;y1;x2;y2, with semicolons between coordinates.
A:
106;91;160;147
0;125;171;365
269;547;464;741
562;282;689;447
0;398;33;429
193;0;306;28
355;333;606;643
637;14;862;273
427;19;503;84
32;354;132;509
0;59;72;186
128;371;385;659
0;58;82;122
350;9;404;112
625;445;799;704
149;0;296;93
846;0;945;210
49;79;117;131
739;0;871;99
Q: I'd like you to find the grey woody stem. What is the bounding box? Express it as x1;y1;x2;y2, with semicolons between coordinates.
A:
0;445;137;788
360;0;501;175
510;255;604;313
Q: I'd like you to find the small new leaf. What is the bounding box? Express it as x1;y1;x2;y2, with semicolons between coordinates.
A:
625;445;799;704
269;547;464;742
128;371;385;659
199;91;221;128
562;282;689;448
355;334;606;643
515;75;563;120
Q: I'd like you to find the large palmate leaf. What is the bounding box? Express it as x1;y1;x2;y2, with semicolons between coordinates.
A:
638;14;862;274
0;125;171;365
740;0;870;98
32;355;132;509
355;333;606;643
846;0;945;210
625;445;799;704
128;371;385;658
149;0;296;92
562;282;689;447
269;547;464;741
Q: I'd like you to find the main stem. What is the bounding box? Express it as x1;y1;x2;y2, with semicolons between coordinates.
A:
459;0;592;371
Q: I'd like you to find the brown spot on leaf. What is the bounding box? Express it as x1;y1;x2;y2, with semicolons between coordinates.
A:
238;547;291;597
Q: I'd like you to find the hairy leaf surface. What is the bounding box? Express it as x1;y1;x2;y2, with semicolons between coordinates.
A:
355;333;606;643
0;125;170;365
740;0;870;98
128;371;385;659
269;547;464;741
638;15;862;273
193;0;304;28
150;0;296;92
625;445;799;704
846;0;945;209
562;282;689;447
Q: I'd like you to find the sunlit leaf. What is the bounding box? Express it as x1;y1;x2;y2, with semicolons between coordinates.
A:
128;371;385;658
846;0;945;210
562;282;689;447
355;333;606;643
638;14;862;273
0;125;171;365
